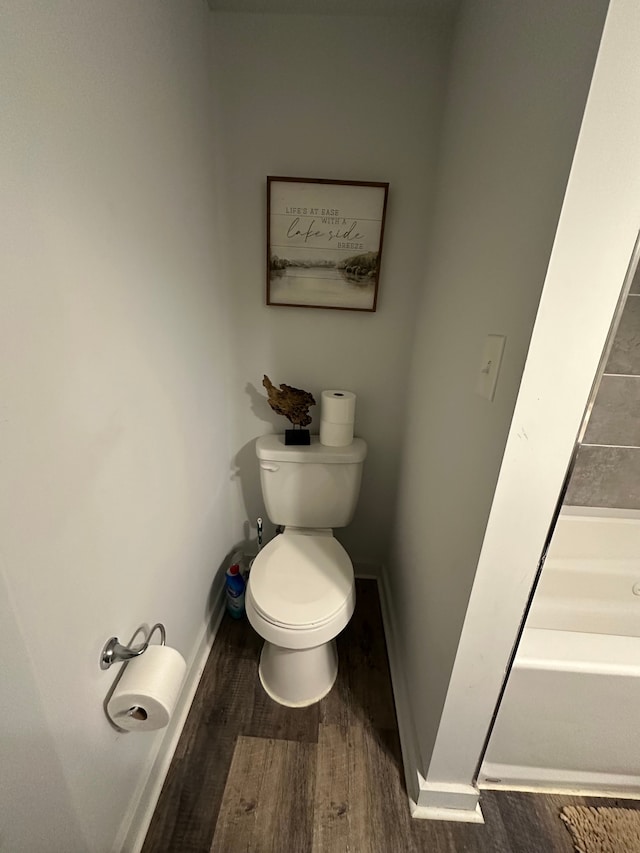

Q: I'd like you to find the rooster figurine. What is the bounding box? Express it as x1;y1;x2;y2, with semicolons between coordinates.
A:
262;375;316;444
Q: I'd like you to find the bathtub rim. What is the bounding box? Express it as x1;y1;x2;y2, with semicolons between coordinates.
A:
562;504;640;521
516;626;640;676
526;505;640;658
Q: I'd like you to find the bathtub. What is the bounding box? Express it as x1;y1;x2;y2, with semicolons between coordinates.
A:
479;507;640;797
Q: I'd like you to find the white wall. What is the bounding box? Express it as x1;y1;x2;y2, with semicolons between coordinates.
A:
210;11;453;565
388;0;609;798
0;3;234;851
431;0;640;810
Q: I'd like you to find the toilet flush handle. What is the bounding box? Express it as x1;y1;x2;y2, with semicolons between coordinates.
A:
260;462;280;472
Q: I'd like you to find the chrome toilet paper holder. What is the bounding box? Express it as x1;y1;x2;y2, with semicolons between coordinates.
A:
100;623;166;671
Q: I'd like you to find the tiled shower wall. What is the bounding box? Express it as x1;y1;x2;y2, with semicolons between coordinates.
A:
565;264;640;509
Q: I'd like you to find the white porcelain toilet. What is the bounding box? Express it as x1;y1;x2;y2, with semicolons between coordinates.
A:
246;434;367;707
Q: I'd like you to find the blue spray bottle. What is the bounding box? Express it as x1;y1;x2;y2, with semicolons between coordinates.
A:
225;562;245;619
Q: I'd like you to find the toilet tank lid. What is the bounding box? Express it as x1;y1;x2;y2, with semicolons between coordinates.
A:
256;434;367;464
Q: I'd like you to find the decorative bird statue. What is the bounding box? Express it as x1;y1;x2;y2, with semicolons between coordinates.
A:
263;375;316;444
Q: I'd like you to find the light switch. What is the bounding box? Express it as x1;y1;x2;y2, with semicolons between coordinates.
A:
475;334;506;401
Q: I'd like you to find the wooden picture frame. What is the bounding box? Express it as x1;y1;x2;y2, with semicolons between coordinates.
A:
266;176;389;312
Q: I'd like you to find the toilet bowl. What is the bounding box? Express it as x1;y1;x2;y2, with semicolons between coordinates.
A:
246;528;355;707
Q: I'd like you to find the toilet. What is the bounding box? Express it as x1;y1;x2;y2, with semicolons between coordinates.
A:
246;434;367;707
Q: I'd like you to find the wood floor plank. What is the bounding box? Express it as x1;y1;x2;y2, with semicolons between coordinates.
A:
142;624;258;853
214;610;263;662
312;724;351;853
318;638;350;730
346;719;420;853
495;790;580;853
245;665;320;744
450;791;512;853
343;580;398;732
210;735;316;853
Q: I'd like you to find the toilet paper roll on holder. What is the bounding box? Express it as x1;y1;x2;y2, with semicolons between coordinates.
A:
100;623;166;671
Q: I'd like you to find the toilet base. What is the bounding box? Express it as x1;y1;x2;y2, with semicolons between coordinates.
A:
258;639;338;708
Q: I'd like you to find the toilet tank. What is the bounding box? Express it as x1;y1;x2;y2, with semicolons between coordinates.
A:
256;435;367;528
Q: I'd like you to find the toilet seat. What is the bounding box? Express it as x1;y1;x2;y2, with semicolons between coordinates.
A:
247;531;354;630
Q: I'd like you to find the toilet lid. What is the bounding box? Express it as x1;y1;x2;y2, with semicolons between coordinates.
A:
248;533;354;629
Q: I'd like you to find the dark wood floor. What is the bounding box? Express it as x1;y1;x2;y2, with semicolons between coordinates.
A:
142;580;637;852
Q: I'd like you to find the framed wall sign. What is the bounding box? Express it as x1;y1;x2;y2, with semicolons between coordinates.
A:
267;176;389;312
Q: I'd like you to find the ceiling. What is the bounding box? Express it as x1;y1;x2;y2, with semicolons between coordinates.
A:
207;0;459;16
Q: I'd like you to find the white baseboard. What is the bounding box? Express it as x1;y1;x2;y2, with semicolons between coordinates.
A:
353;562;382;580
415;780;483;822
115;589;226;853
479;761;640;799
377;569;483;823
411;801;484;823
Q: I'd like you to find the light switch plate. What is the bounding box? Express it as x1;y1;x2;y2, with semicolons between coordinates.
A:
476;334;506;401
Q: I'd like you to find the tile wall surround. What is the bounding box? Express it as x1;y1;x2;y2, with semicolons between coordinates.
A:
565;264;640;508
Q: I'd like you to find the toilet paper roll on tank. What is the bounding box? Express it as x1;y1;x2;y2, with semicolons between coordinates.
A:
106;644;186;732
320;390;356;447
